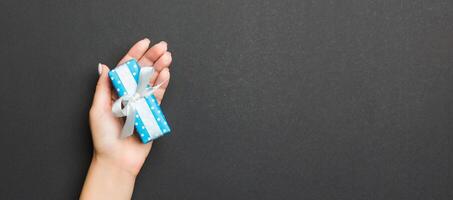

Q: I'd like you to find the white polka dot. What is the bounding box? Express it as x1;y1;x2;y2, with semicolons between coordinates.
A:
158;110;161;113
151;99;155;102
111;77;114;80
163;129;167;132
132;72;136;76
147;138;151;141
141;126;145;129
112;70;115;72
140;134;144;137
164;122;168;125
151;106;155;110
117;81;121;84
135;114;139;118
157;118;160;121
135;122;138;126
116;88;120;92
134;64;138;68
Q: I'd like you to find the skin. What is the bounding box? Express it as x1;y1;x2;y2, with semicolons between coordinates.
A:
80;38;172;200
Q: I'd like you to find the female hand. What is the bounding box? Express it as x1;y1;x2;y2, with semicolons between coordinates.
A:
81;38;172;200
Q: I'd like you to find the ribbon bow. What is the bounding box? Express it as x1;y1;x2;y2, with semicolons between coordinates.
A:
112;66;163;138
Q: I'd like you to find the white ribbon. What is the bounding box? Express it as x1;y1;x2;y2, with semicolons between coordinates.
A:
112;66;164;138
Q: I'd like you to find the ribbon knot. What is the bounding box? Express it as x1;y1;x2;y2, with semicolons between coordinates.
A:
132;93;142;101
112;66;163;138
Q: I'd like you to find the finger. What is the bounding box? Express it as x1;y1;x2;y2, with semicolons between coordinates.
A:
148;72;159;87
149;51;172;84
153;68;170;104
153;51;172;72
92;64;112;110
117;38;151;65
138;41;168;67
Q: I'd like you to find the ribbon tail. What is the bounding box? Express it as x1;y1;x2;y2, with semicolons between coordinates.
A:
142;80;168;97
153;80;167;90
112;96;127;117
136;67;155;95
120;105;136;138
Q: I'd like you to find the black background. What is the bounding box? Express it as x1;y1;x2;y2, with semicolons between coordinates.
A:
1;0;452;199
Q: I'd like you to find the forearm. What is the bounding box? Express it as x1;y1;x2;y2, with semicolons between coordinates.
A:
80;154;137;200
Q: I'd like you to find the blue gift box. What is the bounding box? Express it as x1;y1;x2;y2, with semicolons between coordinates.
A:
108;59;170;143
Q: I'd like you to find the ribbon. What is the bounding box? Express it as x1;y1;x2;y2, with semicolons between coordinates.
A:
112;66;164;138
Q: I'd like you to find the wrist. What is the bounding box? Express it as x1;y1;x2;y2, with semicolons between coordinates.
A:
91;153;139;179
80;154;137;200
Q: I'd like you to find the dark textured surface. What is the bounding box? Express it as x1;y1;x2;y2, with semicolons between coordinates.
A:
1;0;453;199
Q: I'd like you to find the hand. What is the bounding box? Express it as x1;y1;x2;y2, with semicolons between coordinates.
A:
81;38;172;200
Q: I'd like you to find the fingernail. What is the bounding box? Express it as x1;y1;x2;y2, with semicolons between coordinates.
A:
98;63;103;75
160;41;167;46
142;38;150;43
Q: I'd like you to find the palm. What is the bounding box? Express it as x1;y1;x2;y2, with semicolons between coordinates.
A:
90;39;172;175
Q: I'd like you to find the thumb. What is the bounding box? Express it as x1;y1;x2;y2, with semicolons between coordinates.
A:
92;63;112;110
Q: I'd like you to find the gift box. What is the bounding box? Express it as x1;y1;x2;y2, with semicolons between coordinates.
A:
108;59;170;143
